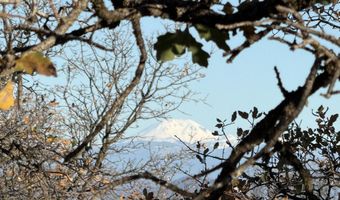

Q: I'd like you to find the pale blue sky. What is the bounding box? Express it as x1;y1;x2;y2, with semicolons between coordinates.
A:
138;16;339;132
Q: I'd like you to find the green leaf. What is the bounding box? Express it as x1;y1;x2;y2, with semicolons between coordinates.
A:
143;188;148;197
212;131;219;136
154;32;178;61
243;130;249;135
213;142;219;149
216;123;223;128
172;43;186;55
237;128;243;137
188;42;210;67
231;111;237;122
252;107;258;119
154;30;210;67
203;148;209;155
158;48;176;61
238;111;249;119
194;24;230;52
223;2;234;15
196;155;204;163
328;114;338;126
196;141;201;149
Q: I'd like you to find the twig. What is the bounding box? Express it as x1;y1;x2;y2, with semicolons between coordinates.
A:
109;171;195;198
64;15;147;162
321;66;340;98
224;28;271;63
48;0;60;21
174;135;226;161
276;5;340;46
274;66;289;97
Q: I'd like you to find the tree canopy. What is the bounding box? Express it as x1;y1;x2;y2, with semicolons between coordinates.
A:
0;0;339;199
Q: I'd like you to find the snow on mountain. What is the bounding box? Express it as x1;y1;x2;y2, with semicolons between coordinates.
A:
139;119;216;143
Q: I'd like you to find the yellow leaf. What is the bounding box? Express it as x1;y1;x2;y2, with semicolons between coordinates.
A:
59;138;71;146
0;81;15;110
23;115;30;124
15;51;57;77
47;136;56;143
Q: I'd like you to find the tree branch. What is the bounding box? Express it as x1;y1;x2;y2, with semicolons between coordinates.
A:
196;54;337;199
64;16;147;162
109;171;195;198
274;66;289;98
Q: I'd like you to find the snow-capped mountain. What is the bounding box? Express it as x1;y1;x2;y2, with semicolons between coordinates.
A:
109;119;237;185
139;119;216;143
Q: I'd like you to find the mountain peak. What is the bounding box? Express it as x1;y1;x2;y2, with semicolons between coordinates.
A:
140;119;214;143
